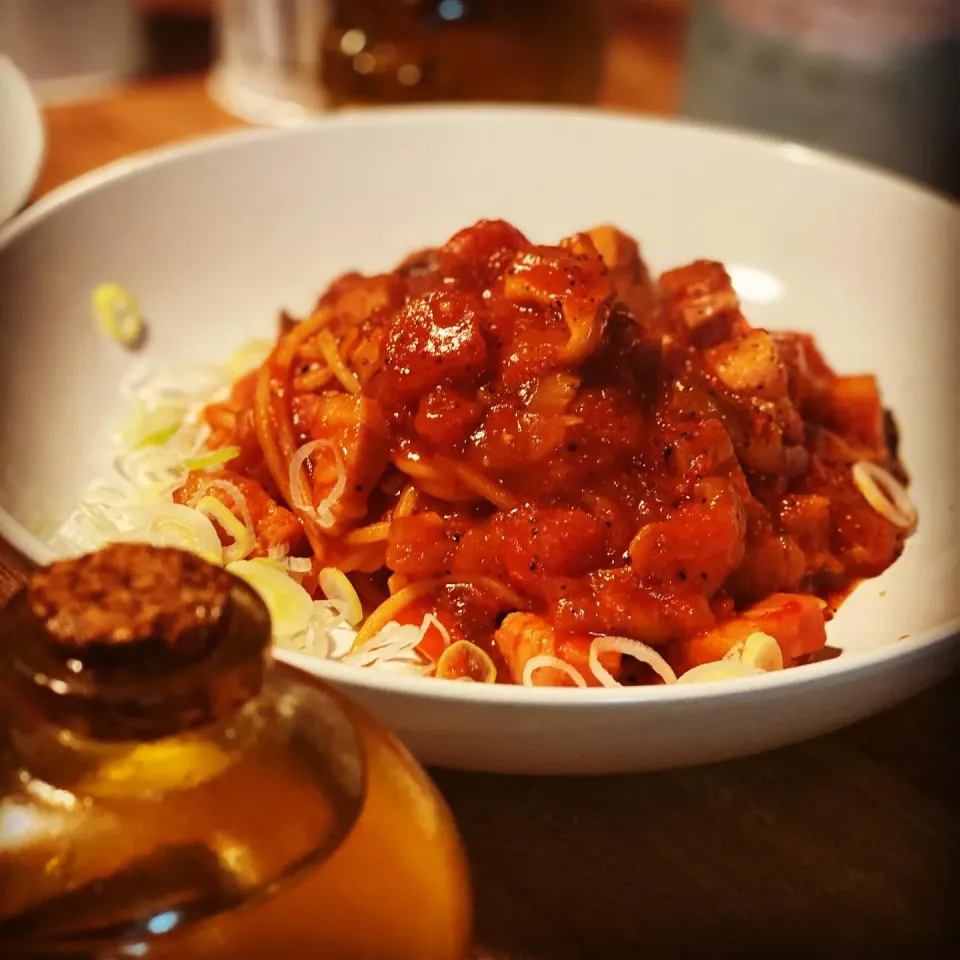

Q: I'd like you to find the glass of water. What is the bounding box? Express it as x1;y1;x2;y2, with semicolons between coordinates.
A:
209;0;606;125
208;0;334;126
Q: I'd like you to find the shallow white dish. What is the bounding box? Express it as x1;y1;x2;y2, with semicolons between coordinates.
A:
0;55;44;224
0;108;957;774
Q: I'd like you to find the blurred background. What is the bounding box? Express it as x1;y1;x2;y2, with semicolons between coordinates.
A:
1;0;957;194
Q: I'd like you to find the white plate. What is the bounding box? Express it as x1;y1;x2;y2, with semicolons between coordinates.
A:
0;108;957;774
0;55;44;223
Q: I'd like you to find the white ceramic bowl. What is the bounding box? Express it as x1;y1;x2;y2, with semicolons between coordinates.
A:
0;55;44;223
0;108;957;774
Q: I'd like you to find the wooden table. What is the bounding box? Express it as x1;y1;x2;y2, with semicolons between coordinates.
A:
2;5;957;957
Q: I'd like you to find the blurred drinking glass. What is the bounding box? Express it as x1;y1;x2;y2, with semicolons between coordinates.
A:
682;0;959;195
210;0;605;125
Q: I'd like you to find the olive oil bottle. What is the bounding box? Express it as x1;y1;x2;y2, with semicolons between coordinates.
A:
0;544;471;958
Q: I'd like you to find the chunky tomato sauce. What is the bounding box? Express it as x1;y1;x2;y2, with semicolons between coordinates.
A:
189;220;914;686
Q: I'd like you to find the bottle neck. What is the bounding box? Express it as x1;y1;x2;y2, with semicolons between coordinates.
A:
5;693;266;800
0;549;272;745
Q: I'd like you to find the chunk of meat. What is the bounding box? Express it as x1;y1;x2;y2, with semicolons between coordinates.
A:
174;469;304;556
830;486;903;576
471;406;571;472
776;494;834;576
816;374;887;452
493;613;618;687
495;613;561;685
414;387;484;450
659;260;749;346
503;234;614;370
705;330;788;399
550;570;716;643
708;387;808;478
556;635;618;688
438;219;529;290
585;225;641;275
431;508;607;594
585;225;659;328
563;388;646;473
655;419;745;507
498;508;606;594
386;512;455;578
725;505;806;604
670;592;827;672
375;291;490;403
309;393;391;527
629;478;747;592
770;331;834;407
318;271;404;320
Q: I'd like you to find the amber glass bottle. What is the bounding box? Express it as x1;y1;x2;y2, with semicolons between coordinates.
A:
322;0;605;106
0;544;471;959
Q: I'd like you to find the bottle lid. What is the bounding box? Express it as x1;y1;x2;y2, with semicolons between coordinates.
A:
1;544;271;740
29;544;231;662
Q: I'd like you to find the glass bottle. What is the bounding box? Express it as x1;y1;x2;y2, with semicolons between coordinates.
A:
0;543;471;959
321;0;606;107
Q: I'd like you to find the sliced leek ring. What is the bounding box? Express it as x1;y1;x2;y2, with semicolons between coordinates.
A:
319;568;363;626
740;632;784;672
677;660;763;684
186;446;240;472
436;640;497;683
115;503;223;565
227;558;314;639
93;282;143;347
196;496;254;565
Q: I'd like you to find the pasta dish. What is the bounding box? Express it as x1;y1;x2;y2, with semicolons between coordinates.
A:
60;221;918;688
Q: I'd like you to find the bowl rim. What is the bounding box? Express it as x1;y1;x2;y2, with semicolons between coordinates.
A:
1;104;957;706
272;614;960;706
0;103;956;249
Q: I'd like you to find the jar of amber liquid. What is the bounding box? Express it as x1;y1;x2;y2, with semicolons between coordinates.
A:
322;0;605;106
0;544;470;958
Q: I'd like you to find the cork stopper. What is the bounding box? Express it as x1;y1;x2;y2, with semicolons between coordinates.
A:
1;544;271;741
27;543;231;663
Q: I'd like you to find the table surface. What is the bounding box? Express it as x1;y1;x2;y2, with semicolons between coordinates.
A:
2;4;957;957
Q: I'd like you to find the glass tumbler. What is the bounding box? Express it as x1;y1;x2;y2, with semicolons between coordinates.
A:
208;0;606;124
208;0;333;126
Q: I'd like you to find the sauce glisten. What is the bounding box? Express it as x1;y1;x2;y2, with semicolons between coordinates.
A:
191;220;912;685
